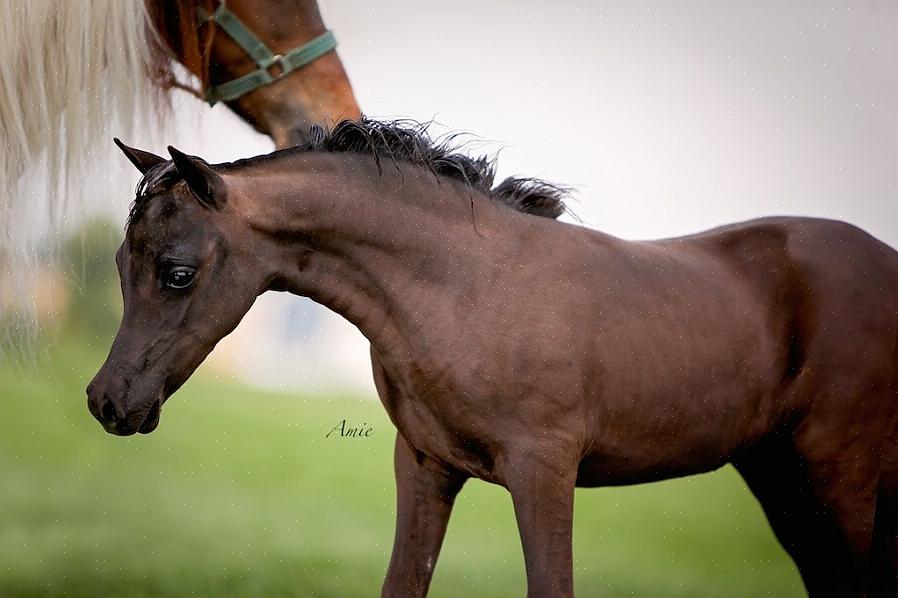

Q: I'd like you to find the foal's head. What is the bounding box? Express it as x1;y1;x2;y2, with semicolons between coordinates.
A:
87;119;569;434
86;141;266;435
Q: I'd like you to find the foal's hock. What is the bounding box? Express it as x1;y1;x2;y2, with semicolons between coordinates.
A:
89;119;898;597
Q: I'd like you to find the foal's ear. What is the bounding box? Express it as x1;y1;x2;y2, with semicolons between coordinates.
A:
167;146;227;209
113;138;166;174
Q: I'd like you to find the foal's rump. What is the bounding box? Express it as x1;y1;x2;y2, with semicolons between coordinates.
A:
573;217;897;483
734;217;898;572
692;216;898;365
700;216;898;414
673;217;895;450
688;217;898;591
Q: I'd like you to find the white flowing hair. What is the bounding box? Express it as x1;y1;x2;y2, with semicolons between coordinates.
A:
0;0;171;354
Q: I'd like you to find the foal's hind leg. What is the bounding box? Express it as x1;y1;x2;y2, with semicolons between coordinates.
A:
871;418;898;596
734;431;876;597
792;380;896;596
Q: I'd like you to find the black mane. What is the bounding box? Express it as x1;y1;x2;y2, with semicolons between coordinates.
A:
129;118;568;227
297;119;569;218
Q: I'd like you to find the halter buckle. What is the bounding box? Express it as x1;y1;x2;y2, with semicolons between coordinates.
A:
266;54;286;79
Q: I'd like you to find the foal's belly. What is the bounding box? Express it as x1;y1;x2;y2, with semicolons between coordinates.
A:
570;286;787;485
575;445;732;487
575;365;784;487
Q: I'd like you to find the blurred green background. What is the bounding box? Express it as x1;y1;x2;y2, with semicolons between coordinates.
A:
0;222;804;597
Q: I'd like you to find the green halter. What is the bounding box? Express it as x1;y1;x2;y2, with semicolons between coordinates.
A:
197;1;338;106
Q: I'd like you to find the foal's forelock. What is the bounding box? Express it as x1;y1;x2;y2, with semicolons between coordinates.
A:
127;162;183;228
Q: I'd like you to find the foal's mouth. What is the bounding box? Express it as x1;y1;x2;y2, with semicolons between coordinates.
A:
138;400;162;434
98;397;163;436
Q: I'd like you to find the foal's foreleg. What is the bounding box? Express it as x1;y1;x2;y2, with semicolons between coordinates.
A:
382;433;466;598
504;444;578;598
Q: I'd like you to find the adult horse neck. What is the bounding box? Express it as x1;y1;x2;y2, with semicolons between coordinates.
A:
0;0;360;349
148;0;360;147
91;120;898;597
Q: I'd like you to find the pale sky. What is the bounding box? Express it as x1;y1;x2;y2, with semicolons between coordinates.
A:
134;1;897;393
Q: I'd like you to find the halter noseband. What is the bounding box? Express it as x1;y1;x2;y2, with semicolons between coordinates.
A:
196;1;338;106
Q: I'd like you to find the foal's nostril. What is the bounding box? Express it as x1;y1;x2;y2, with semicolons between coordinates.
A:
100;398;120;423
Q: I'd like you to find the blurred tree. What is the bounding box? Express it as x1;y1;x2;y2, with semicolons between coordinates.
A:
60;218;123;344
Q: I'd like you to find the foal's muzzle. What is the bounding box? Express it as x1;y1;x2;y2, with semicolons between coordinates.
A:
86;381;161;436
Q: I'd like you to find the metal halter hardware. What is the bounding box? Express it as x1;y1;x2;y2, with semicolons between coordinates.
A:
197;1;338;106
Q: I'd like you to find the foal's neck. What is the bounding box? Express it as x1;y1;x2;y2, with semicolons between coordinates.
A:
232;152;517;361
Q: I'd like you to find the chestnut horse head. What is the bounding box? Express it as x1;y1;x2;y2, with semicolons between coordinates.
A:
150;0;361;147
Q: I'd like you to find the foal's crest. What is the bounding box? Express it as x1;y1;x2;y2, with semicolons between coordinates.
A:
125;119;570;225
301;119;570;219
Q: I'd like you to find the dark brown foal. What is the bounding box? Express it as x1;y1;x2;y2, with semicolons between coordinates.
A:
88;120;898;597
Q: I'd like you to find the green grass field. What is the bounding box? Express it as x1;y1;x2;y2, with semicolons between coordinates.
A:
0;339;804;597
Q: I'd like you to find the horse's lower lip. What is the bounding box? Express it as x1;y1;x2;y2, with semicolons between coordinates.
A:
103;420;139;436
138;401;161;434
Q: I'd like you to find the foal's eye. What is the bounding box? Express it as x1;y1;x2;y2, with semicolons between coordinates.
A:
164;266;196;289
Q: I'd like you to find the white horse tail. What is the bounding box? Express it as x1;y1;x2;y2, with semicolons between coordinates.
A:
0;0;172;355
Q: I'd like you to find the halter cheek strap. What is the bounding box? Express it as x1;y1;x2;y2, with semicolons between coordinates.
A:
197;1;338;106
